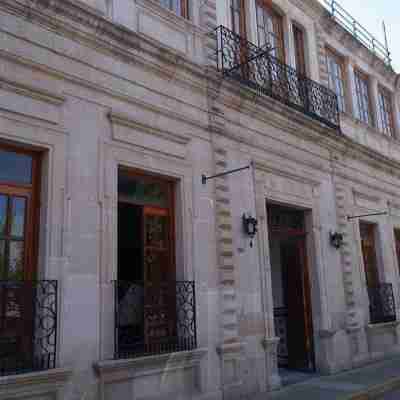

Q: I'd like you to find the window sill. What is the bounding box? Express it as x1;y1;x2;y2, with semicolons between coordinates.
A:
341;113;396;139
94;348;207;377
0;368;72;397
367;320;400;331
136;0;203;34
134;0;205;58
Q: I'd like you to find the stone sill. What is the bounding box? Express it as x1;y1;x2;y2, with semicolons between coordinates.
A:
0;367;72;397
94;348;208;380
367;320;400;331
138;0;204;35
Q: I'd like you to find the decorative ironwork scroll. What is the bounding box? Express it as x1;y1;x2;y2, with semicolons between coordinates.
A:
368;283;396;324
114;280;197;359
213;26;341;131
0;280;58;376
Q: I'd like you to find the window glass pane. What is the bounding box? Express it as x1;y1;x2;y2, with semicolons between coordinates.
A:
10;197;26;238
0;195;7;236
0;240;5;279
8;241;24;280
0;150;32;185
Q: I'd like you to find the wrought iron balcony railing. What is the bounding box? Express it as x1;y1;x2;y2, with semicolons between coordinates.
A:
114;281;197;359
368;283;396;325
321;0;391;66
213;26;340;131
0;280;58;376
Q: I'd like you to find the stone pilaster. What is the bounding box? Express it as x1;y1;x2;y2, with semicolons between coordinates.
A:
200;0;218;67
213;143;245;399
333;178;369;365
314;23;329;87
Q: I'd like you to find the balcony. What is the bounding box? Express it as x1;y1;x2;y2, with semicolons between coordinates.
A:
368;283;396;324
0;280;58;376
213;26;340;131
114;281;197;359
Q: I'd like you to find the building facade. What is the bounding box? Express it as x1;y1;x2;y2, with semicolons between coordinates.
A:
1;0;400;399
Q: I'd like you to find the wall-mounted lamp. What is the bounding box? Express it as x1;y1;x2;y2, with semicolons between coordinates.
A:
243;213;258;248
330;231;344;249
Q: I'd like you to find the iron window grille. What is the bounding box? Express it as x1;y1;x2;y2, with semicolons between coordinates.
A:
213;26;340;131
368;283;396;325
114;280;197;359
0;280;58;376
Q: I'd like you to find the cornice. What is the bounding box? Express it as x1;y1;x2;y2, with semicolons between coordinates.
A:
0;0;206;82
253;160;322;187
318;14;396;80
0;76;66;105
210;73;400;180
108;111;191;145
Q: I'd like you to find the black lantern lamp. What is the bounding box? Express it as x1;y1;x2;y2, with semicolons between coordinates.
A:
243;213;258;248
330;231;344;249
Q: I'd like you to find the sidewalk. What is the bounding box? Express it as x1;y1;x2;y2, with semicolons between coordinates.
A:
258;356;400;400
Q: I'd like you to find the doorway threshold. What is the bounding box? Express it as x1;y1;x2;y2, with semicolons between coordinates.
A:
279;368;319;387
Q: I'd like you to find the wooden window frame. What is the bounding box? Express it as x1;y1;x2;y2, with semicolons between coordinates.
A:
354;68;373;127
377;85;395;137
0;143;41;281
230;0;246;38
325;47;347;113
293;23;306;76
159;0;189;19
255;0;285;62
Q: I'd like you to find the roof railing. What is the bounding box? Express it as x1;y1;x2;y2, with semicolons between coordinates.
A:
321;0;391;66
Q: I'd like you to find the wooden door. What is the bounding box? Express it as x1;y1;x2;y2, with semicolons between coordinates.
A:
360;222;380;288
282;235;314;371
143;205;176;347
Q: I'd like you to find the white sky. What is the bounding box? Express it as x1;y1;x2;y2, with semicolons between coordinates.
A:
319;0;400;72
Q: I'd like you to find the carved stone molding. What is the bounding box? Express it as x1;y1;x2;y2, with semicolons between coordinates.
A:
0;368;72;400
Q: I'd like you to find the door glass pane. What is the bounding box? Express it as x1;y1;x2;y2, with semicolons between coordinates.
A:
145;214;168;249
0;240;5;279
10;197;26;238
118;172;168;208
8;241;24;280
0;195;7;235
0;150;32;185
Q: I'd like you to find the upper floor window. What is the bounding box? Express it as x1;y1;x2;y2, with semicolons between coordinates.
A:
326;48;346;113
255;0;285;61
293;24;306;76
158;0;188;18
354;70;372;126
377;86;394;136
230;0;246;37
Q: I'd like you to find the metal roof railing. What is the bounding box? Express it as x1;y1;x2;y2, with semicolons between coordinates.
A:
321;0;392;66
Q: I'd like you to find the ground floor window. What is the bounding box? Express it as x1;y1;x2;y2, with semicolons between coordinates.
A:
115;168;196;359
0;144;55;377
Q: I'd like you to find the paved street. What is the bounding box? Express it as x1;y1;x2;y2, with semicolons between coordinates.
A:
253;356;400;400
382;389;400;399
